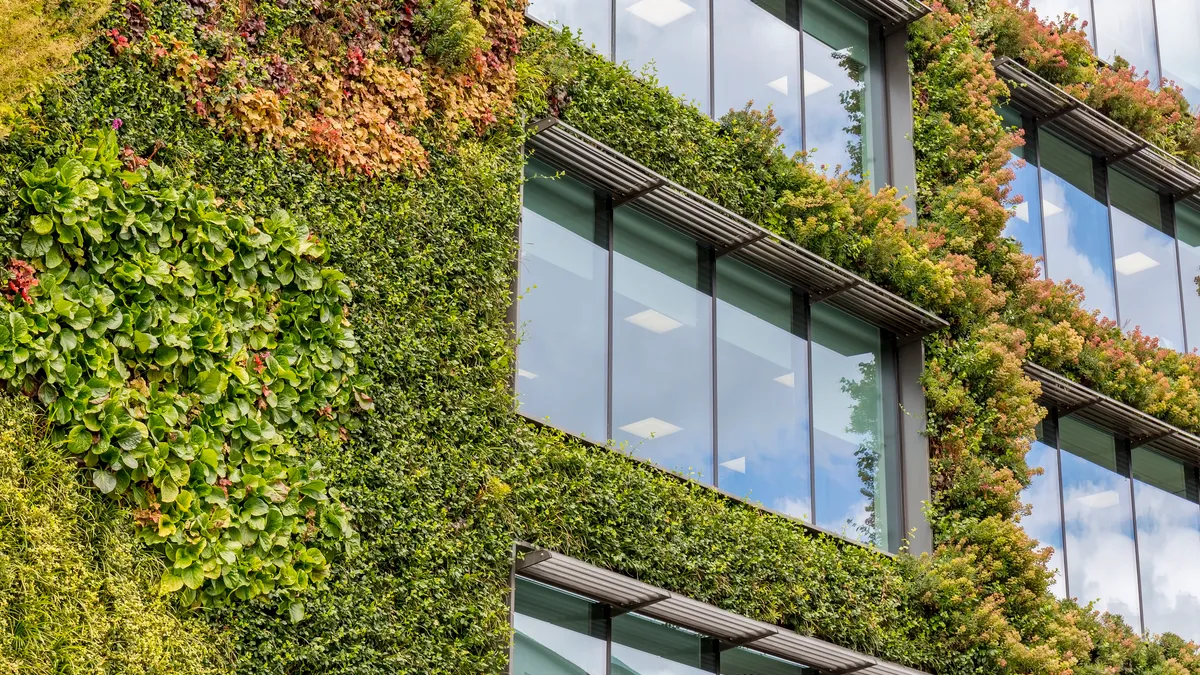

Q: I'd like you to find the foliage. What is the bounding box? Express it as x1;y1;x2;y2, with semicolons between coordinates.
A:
3;126;363;609
0;394;228;674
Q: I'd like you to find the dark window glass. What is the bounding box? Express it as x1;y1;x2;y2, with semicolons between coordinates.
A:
803;0;877;183
1176;203;1200;352
1109;170;1184;349
513;578;608;675
1093;0;1159;83
714;0;803;153
722;647;812;674
811;304;891;548
1156;0;1200;111
611;614;712;674
1040;133;1117;320
1000;107;1046;266
527;0;614;56
1132;449;1200;641
613;208;714;481
1059;417;1141;629
716;259;810;519
616;0;711;114
518;161;609;440
1022;434;1066;598
1028;0;1094;44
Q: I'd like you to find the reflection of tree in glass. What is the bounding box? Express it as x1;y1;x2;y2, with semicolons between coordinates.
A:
835;49;867;180
841;359;883;548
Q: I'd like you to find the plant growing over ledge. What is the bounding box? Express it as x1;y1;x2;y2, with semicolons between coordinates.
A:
5;128;367;613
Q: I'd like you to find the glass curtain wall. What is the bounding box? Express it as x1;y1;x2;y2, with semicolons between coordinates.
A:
1156;0;1200;109
514;578;816;674
516;165;901;551
1176;203;1200;352
1000;106;1046;267
526;0;885;185
1019;409;1200;639
1093;0;1159;83
1027;0;1093;43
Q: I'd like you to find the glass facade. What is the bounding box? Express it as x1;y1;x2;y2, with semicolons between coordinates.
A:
514;578;816;674
1019;411;1200;640
517;162;903;551
525;0;886;183
999;107;1046;268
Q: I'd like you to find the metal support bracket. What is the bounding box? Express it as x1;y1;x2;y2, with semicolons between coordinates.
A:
607;593;672;617
1105;142;1148;166
811;280;862;303
714;628;779;652
1034;102;1080;126
1058;398;1102;416
715;232;770;258
613;179;666;206
1131;430;1174;449
526;116;560;135
823;661;876;675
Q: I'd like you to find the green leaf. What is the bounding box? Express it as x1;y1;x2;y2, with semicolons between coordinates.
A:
113;425;144;451
21;231;52;257
66;425;91;454
180;564;204;590
92;470;117;494
245;497;269;517
288;601;305;623
159;571;184;594
160;477;179;503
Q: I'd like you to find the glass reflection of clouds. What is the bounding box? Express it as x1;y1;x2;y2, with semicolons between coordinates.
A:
612;614;710;675
526;0;613;56
1039;133;1117;320
1156;0;1200;111
716;259;811;519
613;208;714;482
803;0;873;182
714;0;803;153
1093;0;1159;84
1059;418;1141;629
1133;449;1200;641
1175;204;1200;353
1021;438;1066;598
1027;0;1093;43
999;107;1045;268
616;0;711;114
513;579;608;675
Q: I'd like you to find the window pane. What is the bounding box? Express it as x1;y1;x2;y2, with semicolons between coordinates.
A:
803;0;875;182
1027;0;1094;44
1109;170;1184;349
811;304;890;548
611;614;711;674
616;0;711;114
1040;133;1117;320
514;579;608;675
518;161;609;440
714;0;802;152
1132;449;1200;641
527;0;613;56
1000;107;1046;266
722;647;812;674
613;208;713;481
1156;0;1200;111
1176;203;1200;352
1022;436;1066;598
1093;0;1159;83
716;259;810;519
1059;417;1141;629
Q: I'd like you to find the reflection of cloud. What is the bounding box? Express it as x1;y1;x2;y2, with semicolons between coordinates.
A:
772;496;811;520
1019;443;1066;597
1041;176;1116;318
1135;483;1200;641
1062;476;1140;625
515;614;607;674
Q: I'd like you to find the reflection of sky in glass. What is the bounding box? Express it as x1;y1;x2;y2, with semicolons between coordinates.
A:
612;208;713;482
1156;0;1200;111
1176;204;1200;353
1027;0;1093;43
803;0;871;181
1060;418;1141;629
1040;135;1117;320
514;579;607;675
1093;0;1158;83
1132;450;1200;641
518;163;609;440
716;259;810;520
612;614;709;675
1109;172;1184;348
616;0;711;114
713;0;802;153
1004;153;1046;268
1021;439;1066;598
811;304;886;548
526;0;614;56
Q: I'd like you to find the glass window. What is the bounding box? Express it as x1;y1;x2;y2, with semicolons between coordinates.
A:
1093;0;1159;83
1109;170;1184;349
513;578;608;675
1000;107;1046;267
527;0;614;56
1176;203;1200;352
616;0;711;114
803;0;877;183
1027;0;1094;44
1039;133;1117;320
811;303;892;549
716;259;810;519
613;208;714;481
721;647;812;674
1059;417;1141;629
1022;431;1067;598
1156;0;1200;111
611;614;713;674
1132;449;1200;641
714;0;802;153
518;161;609;440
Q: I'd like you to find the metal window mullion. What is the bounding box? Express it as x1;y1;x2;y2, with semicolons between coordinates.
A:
605;194;616;441
798;0;807;154
1123;437;1148;634
1167;196;1191;351
1100;159;1123;326
710;247;720;487
1149;0;1163;90
605;605;614;675
1050;409;1072;599
1032;118;1050;279
708;0;716;119
806;292;817;525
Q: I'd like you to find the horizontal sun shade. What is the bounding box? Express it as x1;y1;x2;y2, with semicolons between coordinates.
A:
1025;362;1200;466
995;58;1200;201
525;119;948;341
838;0;930;32
515;545;932;675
